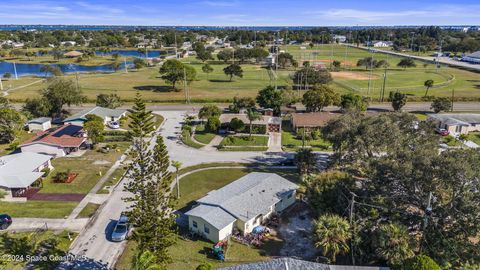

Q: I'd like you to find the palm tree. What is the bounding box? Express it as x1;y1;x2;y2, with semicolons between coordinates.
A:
313;214;351;263
246;109;262;138
374;223;414;265
424;79;434;97
172;160;182;198
133;250;161;270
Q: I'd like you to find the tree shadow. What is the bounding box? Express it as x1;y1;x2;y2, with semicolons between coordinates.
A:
133;85;173;92
209;79;231;83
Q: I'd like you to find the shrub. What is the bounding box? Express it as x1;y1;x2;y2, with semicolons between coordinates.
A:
52;170;70;183
41;167;50;177
405;255;441;270
244;124;266;134
206;117;220;132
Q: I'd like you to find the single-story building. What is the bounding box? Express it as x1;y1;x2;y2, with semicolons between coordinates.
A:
0;152;53;201
290;112;338;132
185;172;298;243
219;258;390;270
219;113;282;133
63;50;83;58
462;51;480;64
20;124;87;157
63;106;127;126
27;117;52;132
428;113;480;135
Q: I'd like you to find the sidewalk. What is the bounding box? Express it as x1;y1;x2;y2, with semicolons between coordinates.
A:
6;218;89;233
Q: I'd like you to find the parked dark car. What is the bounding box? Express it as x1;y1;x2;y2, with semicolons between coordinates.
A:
0;214;12;230
435;128;450;136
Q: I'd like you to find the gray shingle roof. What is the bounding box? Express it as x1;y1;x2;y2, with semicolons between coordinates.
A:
64;107;126;122
185;204;236;230
196;172;298;222
428;113;480;126
466;51;480;59
27;117;52;124
0;152;51;188
218;258;389;270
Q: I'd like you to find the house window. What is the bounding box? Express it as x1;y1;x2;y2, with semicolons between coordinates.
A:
192;221;197;228
204;225;210;234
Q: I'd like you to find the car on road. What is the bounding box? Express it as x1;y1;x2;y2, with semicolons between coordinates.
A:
111;214;130;242
108;121;120;129
0;214;12;230
435;128;450;136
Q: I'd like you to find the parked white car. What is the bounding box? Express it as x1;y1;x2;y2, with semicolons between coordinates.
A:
108;121;120;129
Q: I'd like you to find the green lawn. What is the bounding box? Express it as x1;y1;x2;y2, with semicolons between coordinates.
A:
40;142;130;194
76;203;100;219
281;130;332;152
441;136;463;147
176;168;299;210
467;132;480;145
181;129;204;149
193;125;216;145
220;135;268;146
0;230;77;269
97;166;128;194
0;201;77;218
0;131;37;157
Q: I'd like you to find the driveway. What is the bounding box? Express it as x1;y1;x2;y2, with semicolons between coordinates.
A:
267;132;282;152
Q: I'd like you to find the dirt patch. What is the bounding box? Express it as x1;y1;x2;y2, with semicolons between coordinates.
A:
331;71;379;81
278;203;317;259
93;160;111;165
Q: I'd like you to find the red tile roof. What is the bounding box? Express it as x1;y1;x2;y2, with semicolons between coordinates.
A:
21;124;86;148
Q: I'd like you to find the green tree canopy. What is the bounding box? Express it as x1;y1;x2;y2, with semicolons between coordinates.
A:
256;85;283;115
42;78;86;117
340;93;369;112
430;97;452;113
159;59;197;89
0;108;25;144
389;91;407;111
96;93;123;109
313;214;351;262
397;58;417;69
302;85;340;112
198;105;222;120
223;64;243;81
84;114;104;145
293;67;332;87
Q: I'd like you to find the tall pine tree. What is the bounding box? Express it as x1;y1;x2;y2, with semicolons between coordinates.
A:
124;94;176;268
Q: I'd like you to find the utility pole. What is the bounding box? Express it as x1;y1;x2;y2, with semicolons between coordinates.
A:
75;72;80;92
183;67;188;104
0;76;3;91
124;57;128;73
174;31;178;59
380;67;387;102
349;192;357;266
421;191;434;252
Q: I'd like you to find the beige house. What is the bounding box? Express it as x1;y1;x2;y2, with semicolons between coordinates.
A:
185;173;298;243
290;112;338;132
219;113;282;133
428;114;480;135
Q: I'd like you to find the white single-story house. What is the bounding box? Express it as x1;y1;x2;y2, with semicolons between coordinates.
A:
63;106;127;126
185;172;298;243
27;117;52;132
367;41;393;47
462;51;480;64
428;113;480;135
219;112;282;133
20;124;87;157
0;152;52;201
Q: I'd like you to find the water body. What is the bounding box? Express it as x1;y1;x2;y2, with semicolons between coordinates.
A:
95;49;161;58
0;61;131;77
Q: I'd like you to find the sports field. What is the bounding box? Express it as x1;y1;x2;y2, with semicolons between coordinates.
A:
3;44;480;103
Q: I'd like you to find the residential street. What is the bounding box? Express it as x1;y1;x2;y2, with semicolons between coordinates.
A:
57;110;306;269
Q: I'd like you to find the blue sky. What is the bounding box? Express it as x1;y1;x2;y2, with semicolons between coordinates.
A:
1;0;479;26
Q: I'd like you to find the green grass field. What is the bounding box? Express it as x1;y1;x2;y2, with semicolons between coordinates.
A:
5;44;480;103
193;124;216;145
0;201;77;218
220;135;269;146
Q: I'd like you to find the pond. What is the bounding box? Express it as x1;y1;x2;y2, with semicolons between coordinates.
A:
0;61;131;77
95;49;162;58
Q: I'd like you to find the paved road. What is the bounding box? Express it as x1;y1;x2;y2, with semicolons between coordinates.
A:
58;110;298;269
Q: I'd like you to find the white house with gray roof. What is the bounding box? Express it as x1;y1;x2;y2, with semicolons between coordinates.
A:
63;106;126;126
185;172;298;243
0;152;52;201
428;113;480;135
27;117;52;131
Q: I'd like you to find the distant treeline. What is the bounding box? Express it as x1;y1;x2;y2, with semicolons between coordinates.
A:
0;26;479;53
